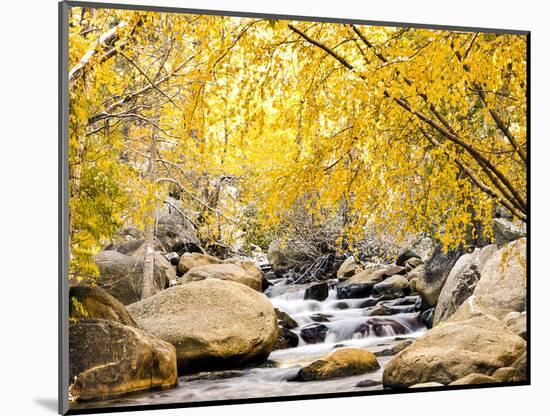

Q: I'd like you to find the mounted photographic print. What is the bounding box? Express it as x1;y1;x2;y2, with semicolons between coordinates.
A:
59;1;529;414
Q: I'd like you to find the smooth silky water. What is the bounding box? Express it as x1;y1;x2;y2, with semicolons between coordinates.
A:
74;285;426;410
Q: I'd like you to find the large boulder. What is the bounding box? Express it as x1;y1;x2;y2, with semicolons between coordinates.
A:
415;245;463;307
177;252;220;275
433;245;497;325
69;285;136;327
179;263;263;291
293;348;380;381
382;315;526;388
127;279;278;372
69;319;177;401
94;250;172;305
449;238;526;321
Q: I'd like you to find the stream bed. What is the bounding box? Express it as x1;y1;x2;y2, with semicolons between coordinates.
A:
73;281;427;410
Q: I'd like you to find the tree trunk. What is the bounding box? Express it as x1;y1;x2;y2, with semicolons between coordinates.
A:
140;109;159;300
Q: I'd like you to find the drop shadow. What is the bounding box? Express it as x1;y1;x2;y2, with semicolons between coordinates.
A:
34;398;58;413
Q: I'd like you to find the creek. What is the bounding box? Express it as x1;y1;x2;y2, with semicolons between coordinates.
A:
74;278;426;410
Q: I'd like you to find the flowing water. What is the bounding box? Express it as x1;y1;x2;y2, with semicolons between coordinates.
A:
74;281;426;410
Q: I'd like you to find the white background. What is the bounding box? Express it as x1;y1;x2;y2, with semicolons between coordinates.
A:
1;0;547;415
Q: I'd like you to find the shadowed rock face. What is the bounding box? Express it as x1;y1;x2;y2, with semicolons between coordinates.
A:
69;285;137;327
127;279;278;373
415;245;463;306
69;319;177;402
94;250;172;305
382;315;526;388
449;238;527;322
434;244;497;325
294;348;380;381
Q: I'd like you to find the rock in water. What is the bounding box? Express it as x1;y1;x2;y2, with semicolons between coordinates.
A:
415;245;463;306
294;348;379;381
337;283;373;299
421;308;434;328
275;308;298;329
69;285;137;327
94;250;172;305
178;263;264;291
372;275;410;300
274;327;300;350
300;323;329;344
382;315;525;388
127;279;278;373
69;319;177;401
433;245;497;325
449;238;526;321
304;282;329;301
177;252;220;275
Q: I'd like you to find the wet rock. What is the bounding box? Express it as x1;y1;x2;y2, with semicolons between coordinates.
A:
69;319;177;402
383;315;526;388
357;316;419;337
375;339;413;357
294;348;380;381
355;379;382;388
416;245;463;307
334;301;350;310
310;313;333;323
301;323;329;344
396;250;421;267
69;285;137;327
372;275;409;300
449;373;497;385
127;279;278;373
275;308;298;329
368;305;393;316
274;327;300;350
421;308;434;329
304;282;329;301
359;298;380;308
337;283;373;299
185;370;244;382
